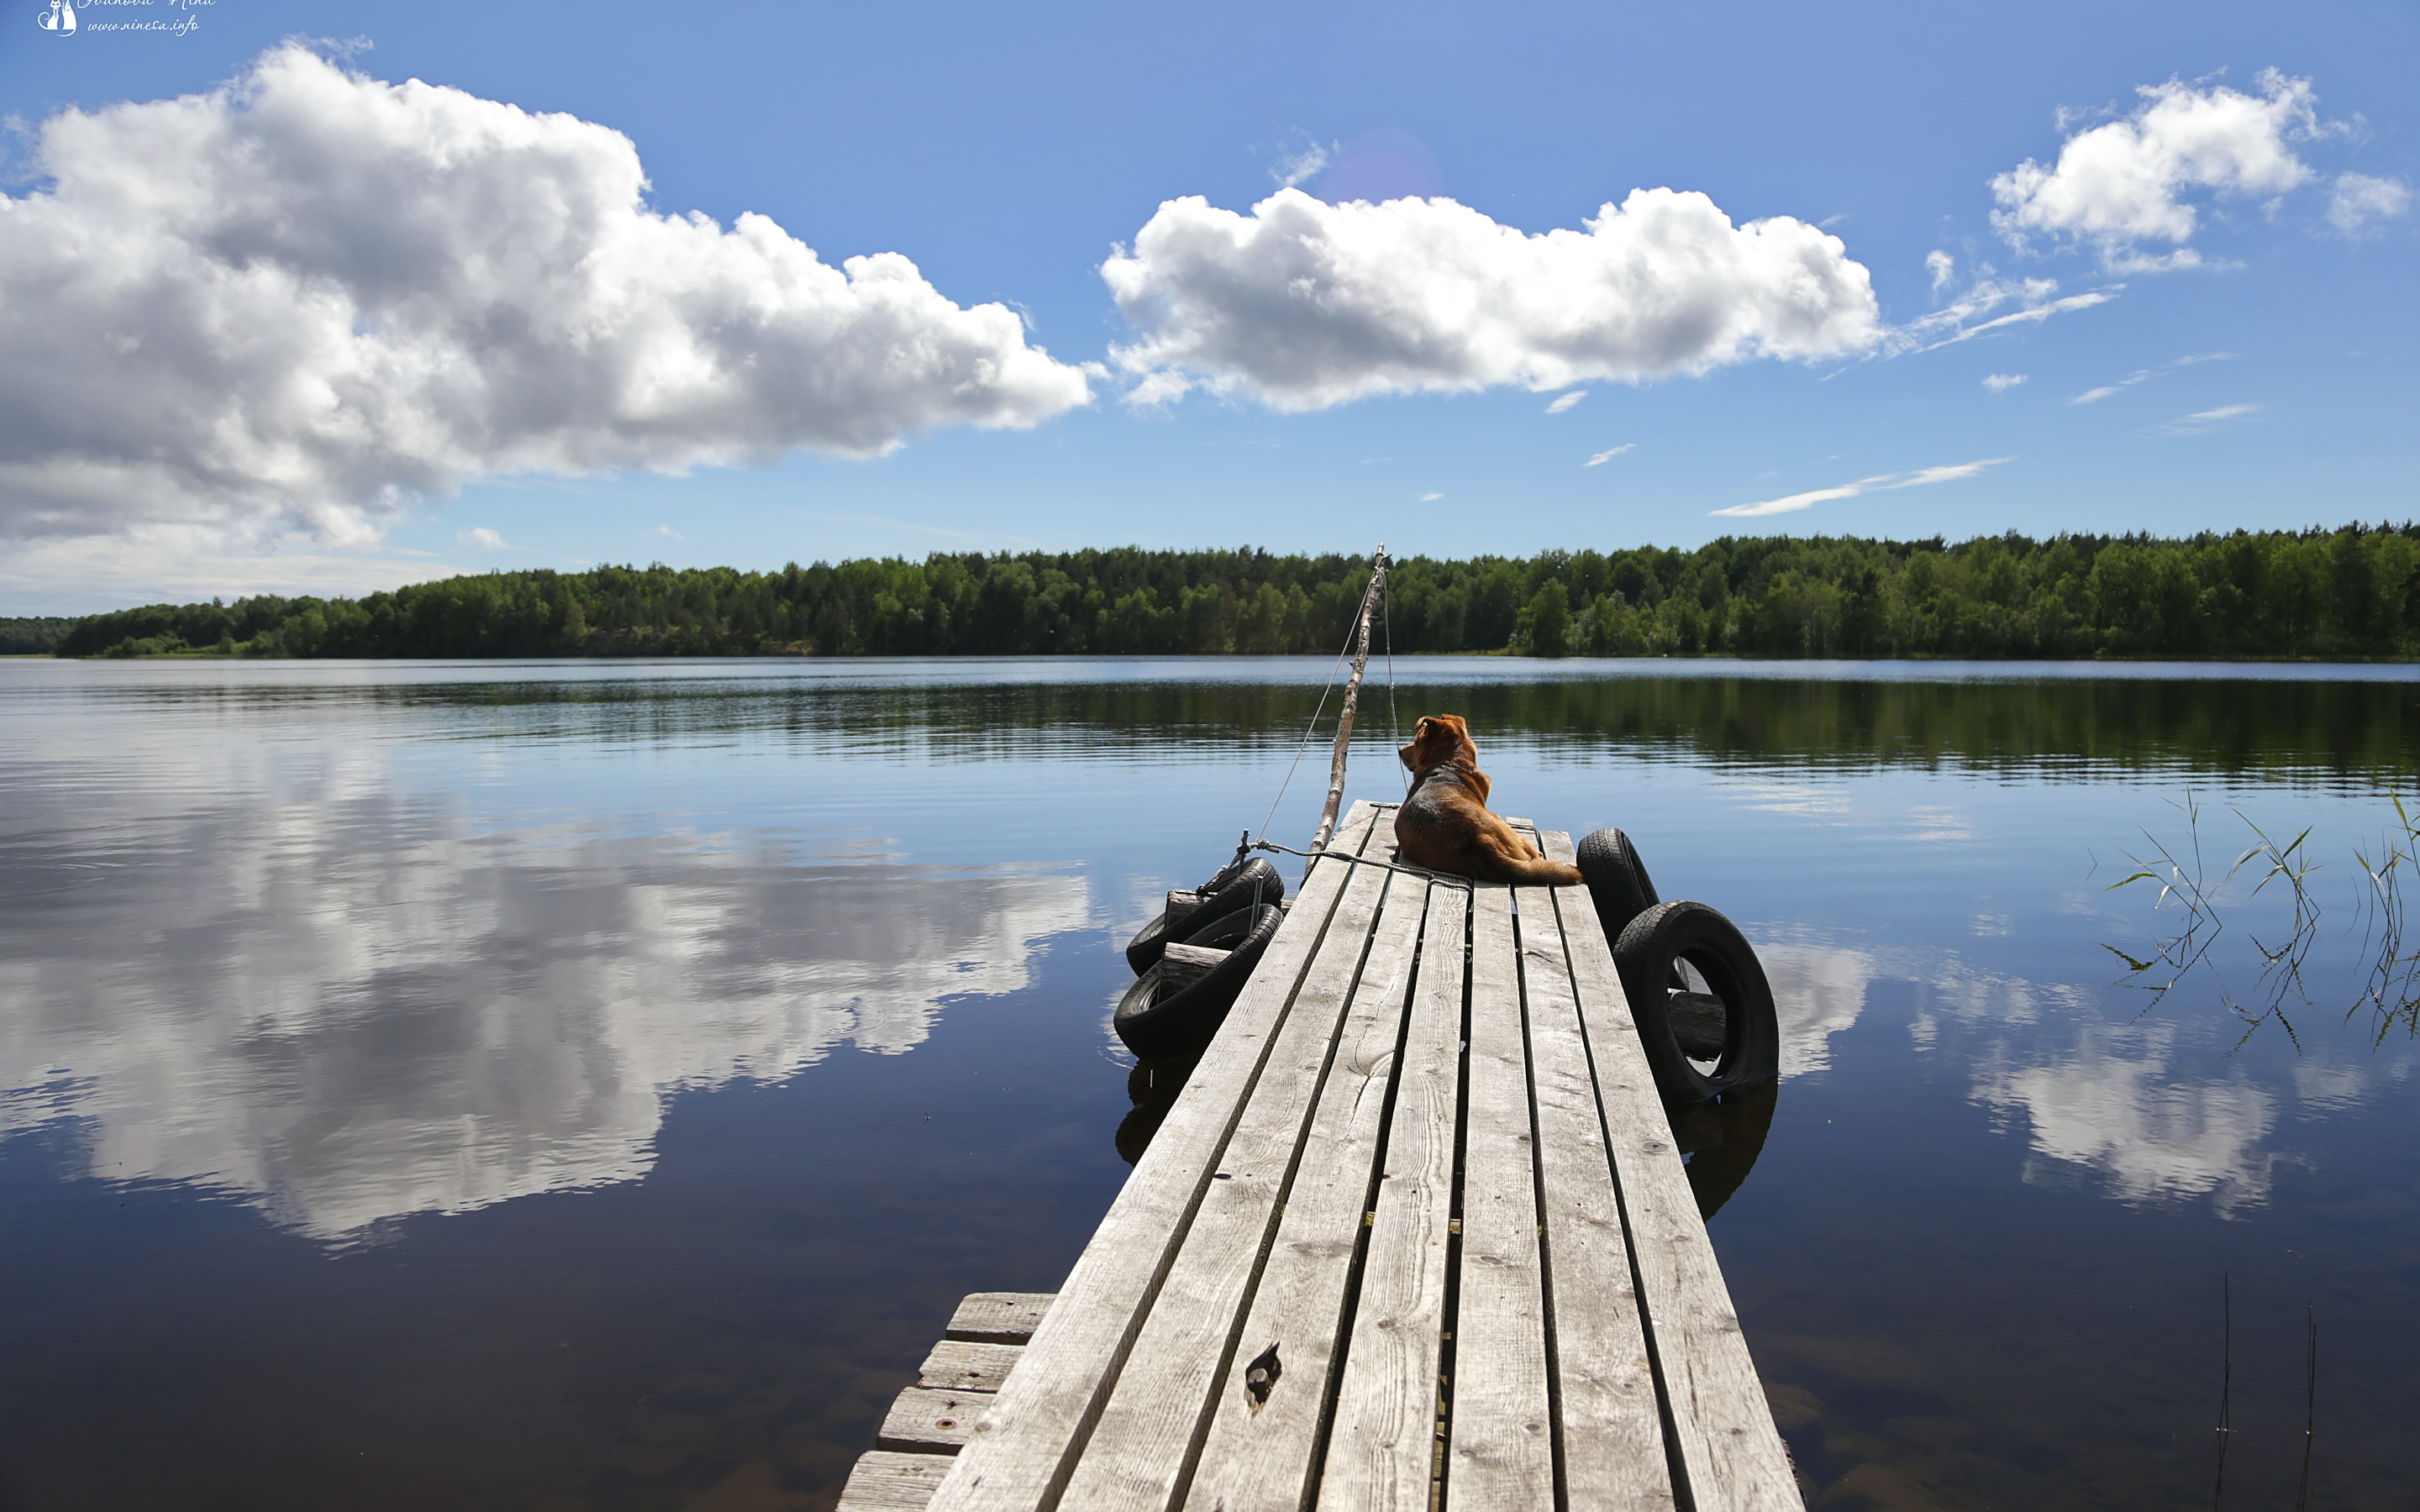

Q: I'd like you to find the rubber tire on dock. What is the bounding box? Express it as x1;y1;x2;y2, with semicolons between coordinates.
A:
1114;900;1285;1061
1123;858;1286;975
1576;827;1660;946
1612;900;1780;1105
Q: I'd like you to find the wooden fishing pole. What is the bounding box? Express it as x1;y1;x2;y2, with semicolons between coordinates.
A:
1310;544;1388;853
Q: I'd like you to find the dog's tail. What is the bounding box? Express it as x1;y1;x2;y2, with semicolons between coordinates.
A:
1487;854;1586;887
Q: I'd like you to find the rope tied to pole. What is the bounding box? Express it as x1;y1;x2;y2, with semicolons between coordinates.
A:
1310;544;1388;854
1248;832;1481;893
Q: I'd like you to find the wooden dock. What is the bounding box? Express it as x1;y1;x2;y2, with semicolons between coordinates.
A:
844;799;1801;1511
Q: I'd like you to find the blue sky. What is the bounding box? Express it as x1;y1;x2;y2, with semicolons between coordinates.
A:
1;0;2412;612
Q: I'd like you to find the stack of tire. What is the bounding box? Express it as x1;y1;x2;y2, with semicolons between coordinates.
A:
1576;828;1780;1106
1113;856;1288;1061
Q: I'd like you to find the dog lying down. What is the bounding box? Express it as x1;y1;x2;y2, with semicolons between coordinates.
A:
1394;714;1585;885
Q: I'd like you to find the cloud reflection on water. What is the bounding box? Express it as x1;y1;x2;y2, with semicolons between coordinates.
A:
0;781;1094;1242
1758;939;1874;1079
1751;929;2410;1216
1973;1026;2281;1215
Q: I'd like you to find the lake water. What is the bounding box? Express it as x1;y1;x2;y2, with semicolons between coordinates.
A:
2;656;2416;1512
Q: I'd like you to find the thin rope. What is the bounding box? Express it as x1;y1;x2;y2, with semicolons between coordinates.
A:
1382;564;1405;798
1248;835;1480;892
1255;603;1365;844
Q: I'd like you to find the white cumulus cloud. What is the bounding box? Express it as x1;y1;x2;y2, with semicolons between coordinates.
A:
0;45;1092;550
1982;373;2028;391
1991;70;2327;270
2329;172;2412;235
1712;456;2012;518
460;526;510;550
1102;186;1882;411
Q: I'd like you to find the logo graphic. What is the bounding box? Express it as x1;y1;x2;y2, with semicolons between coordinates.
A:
37;0;77;33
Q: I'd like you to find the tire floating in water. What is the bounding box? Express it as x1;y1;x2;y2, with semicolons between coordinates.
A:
1123;857;1286;975
1114;900;1286;1061
1612;899;1781;1105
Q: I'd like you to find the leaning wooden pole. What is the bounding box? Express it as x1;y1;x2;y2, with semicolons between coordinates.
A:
1310;545;1388;854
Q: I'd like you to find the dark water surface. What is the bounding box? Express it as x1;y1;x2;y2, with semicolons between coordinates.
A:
3;656;2417;1511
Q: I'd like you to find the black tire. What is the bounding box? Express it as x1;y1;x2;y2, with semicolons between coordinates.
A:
1115;1056;1197;1166
1173;900;1276;952
1665;1084;1779;1221
1612;900;1779;1105
1124;858;1286;975
1577;827;1660;948
1194;853;1265;897
1114;901;1285;1060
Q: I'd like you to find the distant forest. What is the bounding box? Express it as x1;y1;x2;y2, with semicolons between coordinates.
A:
1;617;77;655
43;525;2420;661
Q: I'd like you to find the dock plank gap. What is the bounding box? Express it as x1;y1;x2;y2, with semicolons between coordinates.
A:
871;801;1800;1511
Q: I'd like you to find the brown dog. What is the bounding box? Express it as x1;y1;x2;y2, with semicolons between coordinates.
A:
1394;714;1584;885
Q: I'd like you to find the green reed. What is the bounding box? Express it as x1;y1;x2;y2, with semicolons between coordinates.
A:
2107;795;2420;1046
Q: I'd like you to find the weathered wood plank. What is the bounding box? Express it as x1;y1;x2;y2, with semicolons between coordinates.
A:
921;812;1794;1512
1514;848;1674;1510
946;1293;1055;1346
1053;825;1402;1511
929;805;1386;1512
879;1387;993;1455
1540;830;1803;1512
1181;869;1434;1512
1448;883;1555;1506
1159;942;1225;998
1317;882;1469;1512
919;1340;1025;1394
837;1451;955;1512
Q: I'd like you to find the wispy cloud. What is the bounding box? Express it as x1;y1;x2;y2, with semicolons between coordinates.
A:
1982;373;2028;392
1886;269;2120;357
1418;491;1443;501
1711;456;2012;518
2329;172;2412;236
2161;404;2258;435
1714;475;1893;518
1544;391;1586;414
1584;444;1635;466
2073;352;2233;404
655;524;685;540
1268;134;1334;190
1898;459;2008;487
1926;249;1957;291
1921;290;2118;352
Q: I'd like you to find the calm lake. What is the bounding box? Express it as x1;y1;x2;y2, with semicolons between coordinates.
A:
3;656;2417;1512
